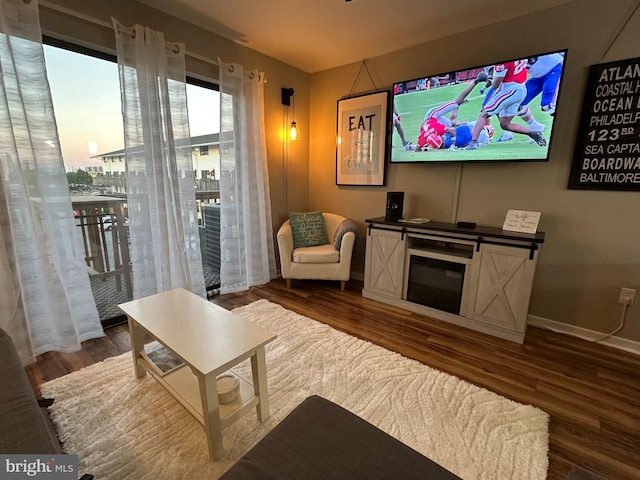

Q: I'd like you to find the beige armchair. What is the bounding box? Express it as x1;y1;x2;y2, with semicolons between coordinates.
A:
277;212;356;291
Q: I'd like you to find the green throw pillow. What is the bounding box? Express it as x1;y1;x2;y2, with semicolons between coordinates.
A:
289;211;328;249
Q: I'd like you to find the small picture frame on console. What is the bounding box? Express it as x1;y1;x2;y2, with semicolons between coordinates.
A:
336;90;389;186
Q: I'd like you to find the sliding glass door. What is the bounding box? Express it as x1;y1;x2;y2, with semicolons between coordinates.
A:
43;39;222;325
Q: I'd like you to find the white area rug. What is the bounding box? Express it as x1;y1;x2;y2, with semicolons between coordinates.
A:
41;299;549;479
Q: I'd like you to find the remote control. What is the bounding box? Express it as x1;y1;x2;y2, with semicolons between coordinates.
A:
457;221;476;228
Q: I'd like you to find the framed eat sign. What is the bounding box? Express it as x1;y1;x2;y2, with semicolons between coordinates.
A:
336;90;389;186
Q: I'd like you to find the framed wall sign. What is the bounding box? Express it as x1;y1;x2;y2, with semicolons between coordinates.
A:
336;90;389;186
568;56;640;191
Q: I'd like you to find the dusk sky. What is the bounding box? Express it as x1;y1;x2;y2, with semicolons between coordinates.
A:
43;44;220;169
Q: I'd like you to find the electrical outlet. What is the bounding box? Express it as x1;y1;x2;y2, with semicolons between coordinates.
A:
618;288;636;305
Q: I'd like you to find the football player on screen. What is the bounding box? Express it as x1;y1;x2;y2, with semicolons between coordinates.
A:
423;123;494;151
465;59;547;150
409;72;488;152
392;104;411;148
520;52;564;117
498;52;564;142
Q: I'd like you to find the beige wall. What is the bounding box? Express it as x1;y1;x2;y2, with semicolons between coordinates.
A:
309;0;640;342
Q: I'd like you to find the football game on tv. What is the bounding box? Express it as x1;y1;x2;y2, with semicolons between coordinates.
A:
390;49;567;163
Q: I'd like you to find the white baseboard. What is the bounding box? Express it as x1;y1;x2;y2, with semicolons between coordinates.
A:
527;315;640;356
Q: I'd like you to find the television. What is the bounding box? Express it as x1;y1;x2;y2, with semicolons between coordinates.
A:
390;49;567;163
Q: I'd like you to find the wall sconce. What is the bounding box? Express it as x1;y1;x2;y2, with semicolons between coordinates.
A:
282;87;300;141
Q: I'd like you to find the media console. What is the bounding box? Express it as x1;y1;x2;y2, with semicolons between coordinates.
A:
362;217;545;343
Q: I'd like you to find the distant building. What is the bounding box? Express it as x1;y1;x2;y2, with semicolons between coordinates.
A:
92;133;221;208
189;133;221;180
93;132;220;180
96;148;125;176
84;165;104;175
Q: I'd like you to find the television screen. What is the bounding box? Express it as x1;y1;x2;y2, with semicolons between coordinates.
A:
390;49;567;163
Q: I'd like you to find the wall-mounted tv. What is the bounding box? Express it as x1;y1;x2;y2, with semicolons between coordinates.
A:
390;49;567;163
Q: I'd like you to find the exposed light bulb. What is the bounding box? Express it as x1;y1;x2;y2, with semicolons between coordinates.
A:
289;121;299;141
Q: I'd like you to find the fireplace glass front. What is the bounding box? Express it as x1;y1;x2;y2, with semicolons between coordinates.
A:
406;254;465;314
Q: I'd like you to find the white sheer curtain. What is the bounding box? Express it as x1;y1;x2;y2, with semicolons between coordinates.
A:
218;59;276;293
113;20;205;299
0;0;103;365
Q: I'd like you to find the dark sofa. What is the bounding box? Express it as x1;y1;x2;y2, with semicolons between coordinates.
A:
0;328;63;455
0;329;95;479
221;396;601;479
221;395;462;480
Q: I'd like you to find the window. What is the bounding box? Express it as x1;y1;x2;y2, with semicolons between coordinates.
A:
43;37;222;323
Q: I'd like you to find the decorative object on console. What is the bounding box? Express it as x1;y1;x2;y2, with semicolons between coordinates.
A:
385;191;404;221
400;218;430;224
502;210;541;234
336;90;389;186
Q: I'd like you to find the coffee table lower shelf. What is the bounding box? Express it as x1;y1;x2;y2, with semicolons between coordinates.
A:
136;355;259;430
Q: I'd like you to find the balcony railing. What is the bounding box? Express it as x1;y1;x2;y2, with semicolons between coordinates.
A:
195;178;220;191
71;194;132;324
93;175;220;194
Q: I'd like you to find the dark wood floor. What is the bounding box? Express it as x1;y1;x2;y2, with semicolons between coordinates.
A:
26;279;640;480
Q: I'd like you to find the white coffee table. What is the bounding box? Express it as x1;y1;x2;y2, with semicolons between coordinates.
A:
118;288;277;461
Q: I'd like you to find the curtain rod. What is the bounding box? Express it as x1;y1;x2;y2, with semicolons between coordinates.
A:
38;0;219;68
